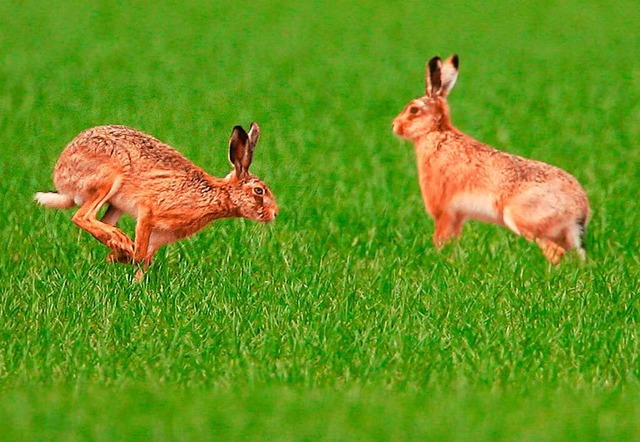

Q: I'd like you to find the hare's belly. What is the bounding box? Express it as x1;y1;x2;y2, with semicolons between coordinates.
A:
450;192;501;224
108;193;139;218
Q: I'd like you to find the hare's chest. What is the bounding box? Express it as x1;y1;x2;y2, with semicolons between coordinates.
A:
417;169;441;217
416;151;447;216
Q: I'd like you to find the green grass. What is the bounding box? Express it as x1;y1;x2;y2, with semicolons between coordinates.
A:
1;0;639;440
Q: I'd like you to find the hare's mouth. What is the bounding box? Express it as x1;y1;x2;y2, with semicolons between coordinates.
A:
392;121;404;136
262;208;278;222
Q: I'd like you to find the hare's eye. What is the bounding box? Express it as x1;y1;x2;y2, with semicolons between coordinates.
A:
253;186;265;196
409;106;420;114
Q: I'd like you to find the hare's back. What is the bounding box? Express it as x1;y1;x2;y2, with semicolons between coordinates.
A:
53;125;197;194
66;125;192;167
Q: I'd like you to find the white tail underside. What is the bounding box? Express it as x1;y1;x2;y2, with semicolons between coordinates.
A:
34;192;76;209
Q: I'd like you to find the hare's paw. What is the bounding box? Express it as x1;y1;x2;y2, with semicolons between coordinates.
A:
433;214;464;250
107;251;132;264
135;268;147;282
106;231;134;258
537;239;565;265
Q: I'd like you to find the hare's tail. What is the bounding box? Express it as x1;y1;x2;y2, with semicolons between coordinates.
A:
575;215;588;260
34;191;76;209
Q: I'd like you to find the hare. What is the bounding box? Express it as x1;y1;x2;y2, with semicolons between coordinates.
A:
392;55;590;264
35;123;278;275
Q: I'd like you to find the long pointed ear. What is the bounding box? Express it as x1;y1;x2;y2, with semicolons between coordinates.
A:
229;125;250;178
247;121;260;149
439;54;459;98
425;56;442;97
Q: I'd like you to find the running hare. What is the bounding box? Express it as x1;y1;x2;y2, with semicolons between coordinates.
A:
392;55;590;264
35;123;278;275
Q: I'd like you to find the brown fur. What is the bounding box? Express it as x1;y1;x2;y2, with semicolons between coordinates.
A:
35;124;278;275
393;55;590;264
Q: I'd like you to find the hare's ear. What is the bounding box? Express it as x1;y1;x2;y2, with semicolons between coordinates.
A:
247;122;260;149
440;54;459;98
425;56;442;97
229;125;251;178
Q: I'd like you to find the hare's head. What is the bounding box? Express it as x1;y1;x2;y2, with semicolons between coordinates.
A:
393;54;459;140
225;123;278;222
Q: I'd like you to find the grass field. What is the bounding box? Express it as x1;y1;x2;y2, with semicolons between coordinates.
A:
1;0;639;440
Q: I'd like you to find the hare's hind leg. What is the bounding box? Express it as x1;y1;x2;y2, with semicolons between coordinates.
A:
102;205;131;263
101;205;128;262
72;176;134;261
534;238;565;265
558;222;587;261
503;207;565;264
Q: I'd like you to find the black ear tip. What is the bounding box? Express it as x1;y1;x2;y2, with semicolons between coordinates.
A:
428;56;442;70
231;125;249;141
451;54;459;68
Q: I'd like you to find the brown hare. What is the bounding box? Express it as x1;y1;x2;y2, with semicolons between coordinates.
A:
35;123;278;276
393;55;590;264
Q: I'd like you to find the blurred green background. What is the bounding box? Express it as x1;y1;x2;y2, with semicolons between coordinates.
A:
1;1;639;440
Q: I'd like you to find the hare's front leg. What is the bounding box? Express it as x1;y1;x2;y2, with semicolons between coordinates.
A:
433;212;464;249
104;204;160;268
130;207;181;280
72;179;134;260
133;205;155;266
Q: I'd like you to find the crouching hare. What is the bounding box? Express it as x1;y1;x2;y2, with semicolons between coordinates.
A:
393;55;590;264
35;123;278;277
